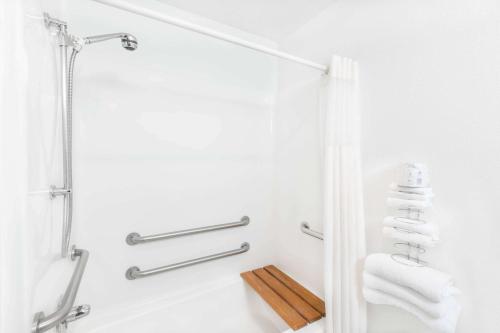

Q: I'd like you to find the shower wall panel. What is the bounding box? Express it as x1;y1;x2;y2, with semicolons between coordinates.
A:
66;0;278;316
272;65;325;296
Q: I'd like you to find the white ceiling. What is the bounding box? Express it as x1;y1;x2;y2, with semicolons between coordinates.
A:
153;0;335;41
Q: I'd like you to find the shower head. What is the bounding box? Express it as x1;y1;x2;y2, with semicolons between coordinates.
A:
83;33;138;51
121;34;138;51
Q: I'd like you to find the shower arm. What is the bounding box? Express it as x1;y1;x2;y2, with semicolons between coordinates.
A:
84;33;130;44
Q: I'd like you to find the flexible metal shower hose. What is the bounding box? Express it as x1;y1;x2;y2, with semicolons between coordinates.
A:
61;48;79;257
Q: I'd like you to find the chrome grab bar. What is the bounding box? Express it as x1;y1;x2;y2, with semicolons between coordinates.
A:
126;242;250;280
126;216;250;245
32;247;90;333
301;222;324;240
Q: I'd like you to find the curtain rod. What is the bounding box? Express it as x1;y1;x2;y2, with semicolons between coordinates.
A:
92;0;329;73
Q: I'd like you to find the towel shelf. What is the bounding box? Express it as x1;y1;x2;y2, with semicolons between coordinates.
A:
387;179;434;267
126;242;250;280
300;222;323;240
126;216;250;245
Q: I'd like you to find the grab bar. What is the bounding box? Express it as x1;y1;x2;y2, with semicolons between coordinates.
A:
126;216;250;245
301;222;324;240
126;242;250;280
32;246;90;333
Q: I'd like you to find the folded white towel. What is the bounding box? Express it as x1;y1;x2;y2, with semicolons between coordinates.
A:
364;287;461;333
388;190;435;201
383;216;439;240
365;253;457;302
387;197;432;209
383;227;437;247
390;183;434;196
364;272;457;318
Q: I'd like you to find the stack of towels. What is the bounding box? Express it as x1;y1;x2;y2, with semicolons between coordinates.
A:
364;168;461;332
384;183;439;247
364;254;461;333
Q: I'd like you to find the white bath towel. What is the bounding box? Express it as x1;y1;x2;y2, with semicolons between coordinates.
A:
364;253;457;302
383;216;439;240
363;272;457;318
387;197;432;209
364;287;461;333
383;227;437;247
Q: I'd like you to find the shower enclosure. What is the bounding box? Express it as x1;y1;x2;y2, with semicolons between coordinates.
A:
4;0;328;332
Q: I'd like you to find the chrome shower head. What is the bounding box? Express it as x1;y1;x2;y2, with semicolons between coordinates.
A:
121;34;138;51
84;33;138;51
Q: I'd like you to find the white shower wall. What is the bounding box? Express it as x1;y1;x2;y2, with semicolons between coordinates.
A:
4;0;328;331
272;65;325;296
65;0;280;321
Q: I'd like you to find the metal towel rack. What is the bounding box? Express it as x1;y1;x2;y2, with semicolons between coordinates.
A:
126;242;250;280
301;222;324;240
32;247;90;333
126;216;250;245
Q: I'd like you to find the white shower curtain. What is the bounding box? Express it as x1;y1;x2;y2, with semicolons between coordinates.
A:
0;1;62;331
323;55;367;333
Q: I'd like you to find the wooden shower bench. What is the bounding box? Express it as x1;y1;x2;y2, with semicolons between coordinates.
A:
241;265;325;331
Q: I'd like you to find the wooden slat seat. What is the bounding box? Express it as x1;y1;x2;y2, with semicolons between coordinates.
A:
264;265;326;316
241;271;308;330
241;265;326;331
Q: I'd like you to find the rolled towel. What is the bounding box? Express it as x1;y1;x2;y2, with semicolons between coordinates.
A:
365;253;457;302
364;272;457;318
383;216;439;240
388;190;434;201
387;197;432;209
364;288;461;333
383;227;438;247
390;183;434;196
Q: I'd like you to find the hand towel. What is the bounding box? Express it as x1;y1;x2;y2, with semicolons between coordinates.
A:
364;287;461;333
383;227;437;247
383;216;439;240
364;272;457;318
364;253;456;302
387;197;432;209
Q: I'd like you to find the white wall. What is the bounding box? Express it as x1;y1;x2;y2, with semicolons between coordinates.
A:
272;64;325;296
63;0;279;328
278;0;500;332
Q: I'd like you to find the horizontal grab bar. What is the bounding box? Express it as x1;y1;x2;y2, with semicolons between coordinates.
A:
126;216;250;245
126;242;250;280
301;222;324;240
32;246;89;333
